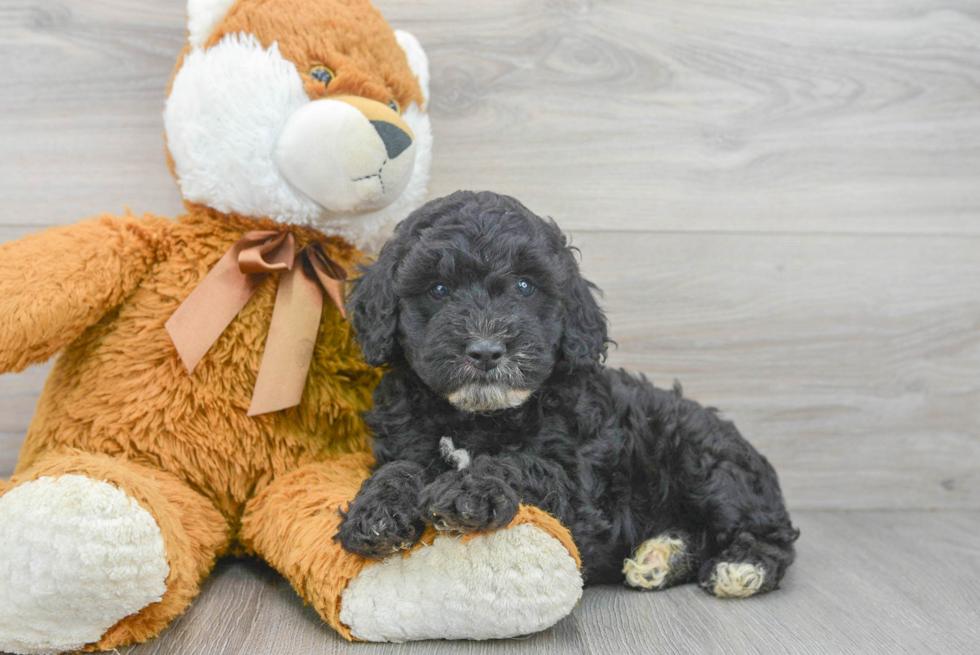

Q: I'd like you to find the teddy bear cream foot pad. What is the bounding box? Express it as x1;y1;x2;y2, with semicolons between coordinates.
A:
0;1;582;652
0;476;169;654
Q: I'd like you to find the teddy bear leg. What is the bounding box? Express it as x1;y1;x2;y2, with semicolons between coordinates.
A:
241;453;584;642
0;451;229;654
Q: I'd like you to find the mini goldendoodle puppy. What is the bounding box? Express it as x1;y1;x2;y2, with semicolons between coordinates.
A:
337;190;799;597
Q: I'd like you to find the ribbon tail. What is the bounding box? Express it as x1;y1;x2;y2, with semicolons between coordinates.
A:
308;251;348;319
320;277;347;319
248;265;324;416
165;247;265;373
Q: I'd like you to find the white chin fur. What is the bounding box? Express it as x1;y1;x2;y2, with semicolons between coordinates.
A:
164;32;432;252
447;384;532;413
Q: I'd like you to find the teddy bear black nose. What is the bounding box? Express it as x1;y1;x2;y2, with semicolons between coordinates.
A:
467;340;505;372
370;120;412;159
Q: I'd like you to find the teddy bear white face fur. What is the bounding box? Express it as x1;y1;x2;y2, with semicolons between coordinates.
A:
164;0;432;251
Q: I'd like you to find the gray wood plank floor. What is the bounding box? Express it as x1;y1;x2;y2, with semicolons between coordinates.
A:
118;511;980;655
2;0;979;653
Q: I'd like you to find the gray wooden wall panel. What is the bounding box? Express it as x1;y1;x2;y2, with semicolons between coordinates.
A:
1;1;979;513
393;0;980;236
3;2;980;654
3;0;980;235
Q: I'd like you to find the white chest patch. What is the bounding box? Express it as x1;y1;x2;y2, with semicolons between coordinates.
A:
438;437;472;470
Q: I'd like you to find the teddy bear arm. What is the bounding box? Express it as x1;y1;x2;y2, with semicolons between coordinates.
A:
0;214;169;374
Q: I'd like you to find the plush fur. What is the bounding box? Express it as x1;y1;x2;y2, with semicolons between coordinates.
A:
0;212;375;651
165;0;433;251
187;0;239;47
0;3;583;651
0;474;169;653
341;191;800;595
339;518;582;641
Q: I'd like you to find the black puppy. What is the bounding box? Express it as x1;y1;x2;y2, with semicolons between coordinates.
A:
337;190;799;597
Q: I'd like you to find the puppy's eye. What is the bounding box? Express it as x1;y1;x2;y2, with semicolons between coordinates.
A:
388;99;400;113
515;278;535;297
429;283;451;299
310;66;334;85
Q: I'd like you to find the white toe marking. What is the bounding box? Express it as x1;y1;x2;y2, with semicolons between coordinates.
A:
622;535;686;590
0;475;169;654
340;523;583;641
711;561;765;598
438;437;471;471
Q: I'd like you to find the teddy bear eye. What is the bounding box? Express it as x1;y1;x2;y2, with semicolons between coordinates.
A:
310;66;334;85
388;99;400;113
515;279;535;297
429;283;450;299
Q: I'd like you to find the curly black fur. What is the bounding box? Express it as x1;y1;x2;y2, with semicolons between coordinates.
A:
337;190;799;593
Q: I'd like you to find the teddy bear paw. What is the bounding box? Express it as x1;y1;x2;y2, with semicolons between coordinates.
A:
0;475;169;655
339;522;583;641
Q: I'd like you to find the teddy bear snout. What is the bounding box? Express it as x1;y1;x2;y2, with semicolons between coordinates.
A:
273;96;417;214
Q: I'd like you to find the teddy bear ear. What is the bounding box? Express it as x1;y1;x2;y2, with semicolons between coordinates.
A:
394;30;430;110
187;0;238;48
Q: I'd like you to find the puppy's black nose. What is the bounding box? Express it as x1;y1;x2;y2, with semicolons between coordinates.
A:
467;340;505;371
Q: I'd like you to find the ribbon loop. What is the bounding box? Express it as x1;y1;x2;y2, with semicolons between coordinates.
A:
165;230;348;416
238;230;295;274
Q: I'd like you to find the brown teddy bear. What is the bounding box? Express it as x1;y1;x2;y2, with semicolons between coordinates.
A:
0;1;583;653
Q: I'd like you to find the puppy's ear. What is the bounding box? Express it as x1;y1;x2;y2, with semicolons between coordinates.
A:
347;240;401;367
560;250;609;371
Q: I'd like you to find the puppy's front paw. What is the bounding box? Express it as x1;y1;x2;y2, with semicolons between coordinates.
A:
336;499;425;559
420;469;519;533
335;462;427;559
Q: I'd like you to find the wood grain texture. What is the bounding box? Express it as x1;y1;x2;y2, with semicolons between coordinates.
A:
116;511;980;655
580;231;980;510
2;229;977;508
0;434;20;478
387;0;980;235
0;1;977;509
0;0;186;227
1;0;979;235
2;1;980;652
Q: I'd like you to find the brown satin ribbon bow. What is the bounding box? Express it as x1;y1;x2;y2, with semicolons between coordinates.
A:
165;230;347;417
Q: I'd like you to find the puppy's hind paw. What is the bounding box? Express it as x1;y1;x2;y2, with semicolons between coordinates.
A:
623;533;691;590
702;561;766;598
